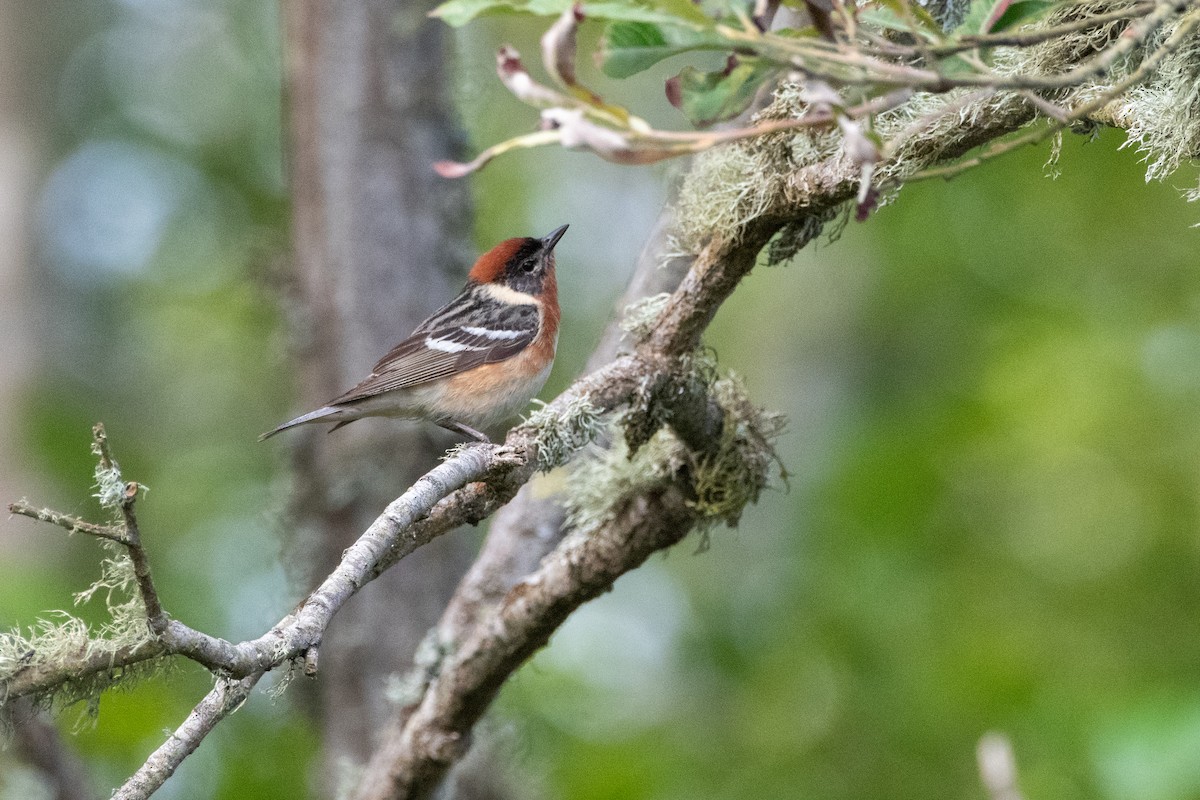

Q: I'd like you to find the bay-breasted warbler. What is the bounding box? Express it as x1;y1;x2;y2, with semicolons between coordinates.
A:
261;224;567;443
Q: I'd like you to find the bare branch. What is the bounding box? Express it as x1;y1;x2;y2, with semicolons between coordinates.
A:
6;502;127;544
115;675;262;800
353;479;699;800
113;482;168;636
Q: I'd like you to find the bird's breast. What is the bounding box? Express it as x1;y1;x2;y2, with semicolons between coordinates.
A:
428;341;555;426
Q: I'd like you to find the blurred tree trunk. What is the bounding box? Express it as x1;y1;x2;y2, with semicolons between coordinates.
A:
280;0;482;793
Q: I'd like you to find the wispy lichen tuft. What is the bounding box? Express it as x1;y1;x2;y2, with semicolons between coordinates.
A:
620;293;671;341
690;376;788;526
563;426;687;538
91;462;126;512
674;134;797;254
1116;13;1200;192
524;396;606;471
0;542;159;712
565;369;787;538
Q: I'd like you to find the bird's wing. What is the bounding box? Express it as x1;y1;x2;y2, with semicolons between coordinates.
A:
329;297;540;405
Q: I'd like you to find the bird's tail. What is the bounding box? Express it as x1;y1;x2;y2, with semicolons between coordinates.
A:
258;406;348;441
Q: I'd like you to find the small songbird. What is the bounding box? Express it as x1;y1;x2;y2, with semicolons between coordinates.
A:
260;225;567;443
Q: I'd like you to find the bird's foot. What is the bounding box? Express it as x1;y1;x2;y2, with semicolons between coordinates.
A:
437;419;492;444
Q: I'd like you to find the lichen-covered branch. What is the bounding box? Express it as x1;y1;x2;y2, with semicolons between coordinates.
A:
1;639;169;707
352;479;699;800
7;1;1200;796
440;0;1200;192
345;3;1200;797
1;438;535;710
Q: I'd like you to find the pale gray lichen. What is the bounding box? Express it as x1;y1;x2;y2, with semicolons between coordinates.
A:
91;461;126;512
89;438;149;513
562;427;687;538
1114;14;1200;196
524;395;606;471
983;1;1200;197
266;662;300;701
675;0;1200;260
674;134;798;254
691;375;788;527
564;370;786;538
0;542;159;713
620;292;672;341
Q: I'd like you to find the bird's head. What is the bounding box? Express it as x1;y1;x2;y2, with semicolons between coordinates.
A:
468;224;568;296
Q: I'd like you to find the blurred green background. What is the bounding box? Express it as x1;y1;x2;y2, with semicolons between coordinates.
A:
2;1;1199;799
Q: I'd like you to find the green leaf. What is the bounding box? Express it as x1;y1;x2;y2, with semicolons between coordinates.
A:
599;21;726;79
432;0;713;28
666;56;779;127
865;0;947;40
431;0;510;26
985;0;1057;32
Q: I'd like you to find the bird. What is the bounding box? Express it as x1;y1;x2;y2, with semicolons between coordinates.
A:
260;224;568;443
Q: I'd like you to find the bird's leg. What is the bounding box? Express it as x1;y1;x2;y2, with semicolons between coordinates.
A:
438;419;492;443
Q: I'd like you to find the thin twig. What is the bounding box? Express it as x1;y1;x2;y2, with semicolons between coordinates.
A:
865;1;1156;57
116;482;168;635
90;424;170;634
1017;89;1073;122
733;0;1184;91
6;502;128;544
115;675;262;800
91;422;117;474
912;7;1200;180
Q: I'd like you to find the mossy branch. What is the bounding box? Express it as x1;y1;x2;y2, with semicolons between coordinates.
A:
441;0;1200;201
10;2;1200;797
342;5;1200;797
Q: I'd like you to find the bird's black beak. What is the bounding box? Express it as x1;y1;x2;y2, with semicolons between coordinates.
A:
540;224;569;252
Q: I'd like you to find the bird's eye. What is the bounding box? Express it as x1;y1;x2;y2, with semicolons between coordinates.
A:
521;259;538;273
